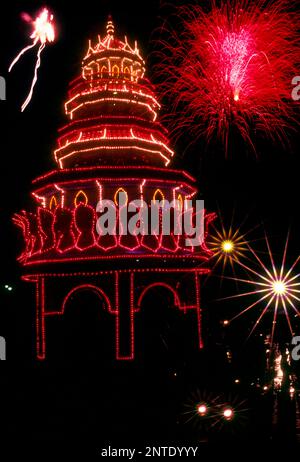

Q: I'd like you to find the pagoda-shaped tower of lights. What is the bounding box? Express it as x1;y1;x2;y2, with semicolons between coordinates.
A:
14;18;215;360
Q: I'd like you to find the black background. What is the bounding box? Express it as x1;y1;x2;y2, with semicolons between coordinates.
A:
1;0;300;452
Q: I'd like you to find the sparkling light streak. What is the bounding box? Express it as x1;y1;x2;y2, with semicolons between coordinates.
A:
9;8;55;111
65;95;158;122
222;240;234;253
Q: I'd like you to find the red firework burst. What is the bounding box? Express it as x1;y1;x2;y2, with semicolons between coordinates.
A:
155;0;300;153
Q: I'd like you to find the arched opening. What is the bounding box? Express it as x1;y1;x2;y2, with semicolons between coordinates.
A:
153;188;165;203
74;190;88;207
114;187;128;206
47;285;114;364
134;283;186;434
112;65;119;78
123;66;130;79
136;284;184;370
49;195;58;210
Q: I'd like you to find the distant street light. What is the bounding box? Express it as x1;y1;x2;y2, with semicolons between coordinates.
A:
197;404;208;416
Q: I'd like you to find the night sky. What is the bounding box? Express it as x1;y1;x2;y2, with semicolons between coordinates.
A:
1;0;300;450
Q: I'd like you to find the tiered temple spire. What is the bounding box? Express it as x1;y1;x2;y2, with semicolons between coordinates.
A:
14;19;214;360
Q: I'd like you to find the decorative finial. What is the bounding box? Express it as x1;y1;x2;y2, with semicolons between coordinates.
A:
106;15;114;36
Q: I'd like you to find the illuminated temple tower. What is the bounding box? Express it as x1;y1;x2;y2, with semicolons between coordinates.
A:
14;18;214;360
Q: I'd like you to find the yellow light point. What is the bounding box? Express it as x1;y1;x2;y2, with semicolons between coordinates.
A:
272;280;286;295
222;240;234;253
208;222;249;271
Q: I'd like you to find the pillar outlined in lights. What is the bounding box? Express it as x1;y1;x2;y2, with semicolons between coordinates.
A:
14;18;215;360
